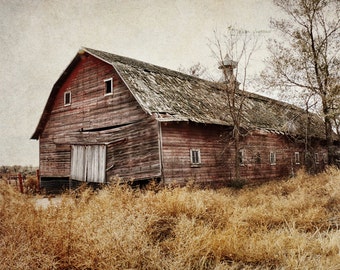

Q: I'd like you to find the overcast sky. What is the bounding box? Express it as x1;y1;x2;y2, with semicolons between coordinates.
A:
0;0;280;166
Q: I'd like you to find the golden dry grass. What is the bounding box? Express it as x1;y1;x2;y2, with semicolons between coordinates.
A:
1;168;339;269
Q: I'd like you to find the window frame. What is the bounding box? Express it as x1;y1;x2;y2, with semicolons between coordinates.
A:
190;149;201;167
294;152;300;164
238;149;245;166
323;153;327;164
104;78;113;96
269;151;276;165
64;91;71;106
255;152;261;164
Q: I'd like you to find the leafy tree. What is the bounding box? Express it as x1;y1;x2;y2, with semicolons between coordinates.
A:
262;0;340;164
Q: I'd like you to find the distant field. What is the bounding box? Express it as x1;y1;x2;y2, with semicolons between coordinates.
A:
1;168;339;269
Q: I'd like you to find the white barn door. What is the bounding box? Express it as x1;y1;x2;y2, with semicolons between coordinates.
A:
85;145;106;183
71;145;86;181
71;145;106;183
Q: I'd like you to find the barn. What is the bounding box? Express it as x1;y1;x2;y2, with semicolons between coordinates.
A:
31;47;329;192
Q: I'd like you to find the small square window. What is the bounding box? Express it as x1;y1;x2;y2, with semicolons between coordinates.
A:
64;91;71;106
294;152;300;164
104;78;113;95
190;149;201;167
270;152;276;165
323;153;327;163
255;152;261;164
238;149;244;165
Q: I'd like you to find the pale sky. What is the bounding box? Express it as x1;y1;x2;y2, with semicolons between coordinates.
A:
0;0;279;166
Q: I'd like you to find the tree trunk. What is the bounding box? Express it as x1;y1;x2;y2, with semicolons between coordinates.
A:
325;116;334;165
234;126;240;180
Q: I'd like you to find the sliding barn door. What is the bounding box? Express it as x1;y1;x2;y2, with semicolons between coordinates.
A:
71;145;106;183
71;145;86;181
85;145;106;183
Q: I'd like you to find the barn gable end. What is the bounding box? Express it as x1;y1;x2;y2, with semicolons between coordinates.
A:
35;52;161;191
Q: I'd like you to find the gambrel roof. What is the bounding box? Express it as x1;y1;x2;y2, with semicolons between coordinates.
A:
31;47;326;140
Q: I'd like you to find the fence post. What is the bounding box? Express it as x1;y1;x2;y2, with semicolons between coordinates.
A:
18;173;24;194
36;169;40;192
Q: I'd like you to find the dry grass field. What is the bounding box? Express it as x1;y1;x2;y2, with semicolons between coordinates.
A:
1;168;339;269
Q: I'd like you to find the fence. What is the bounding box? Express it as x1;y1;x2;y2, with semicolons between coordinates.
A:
1;170;40;194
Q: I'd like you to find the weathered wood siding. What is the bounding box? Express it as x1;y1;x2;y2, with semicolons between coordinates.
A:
236;130;327;181
160;122;228;185
39;53;161;182
160;123;327;185
237;131;295;181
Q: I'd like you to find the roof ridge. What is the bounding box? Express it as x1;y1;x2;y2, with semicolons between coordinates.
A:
83;47;307;112
82;47;219;87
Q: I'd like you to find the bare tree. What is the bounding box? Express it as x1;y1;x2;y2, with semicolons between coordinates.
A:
1;165;9;174
210;26;260;181
262;0;340;164
178;62;207;79
329;81;340;140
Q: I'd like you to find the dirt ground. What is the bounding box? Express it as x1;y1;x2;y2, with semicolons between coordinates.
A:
34;196;63;209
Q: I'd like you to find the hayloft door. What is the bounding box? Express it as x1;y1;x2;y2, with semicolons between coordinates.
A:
71;145;106;183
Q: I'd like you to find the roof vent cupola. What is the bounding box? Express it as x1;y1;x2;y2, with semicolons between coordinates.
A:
218;54;238;84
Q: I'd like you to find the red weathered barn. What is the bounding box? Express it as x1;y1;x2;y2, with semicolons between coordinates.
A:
31;48;329;191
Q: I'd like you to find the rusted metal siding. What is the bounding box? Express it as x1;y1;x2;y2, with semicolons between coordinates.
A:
39;54;161;183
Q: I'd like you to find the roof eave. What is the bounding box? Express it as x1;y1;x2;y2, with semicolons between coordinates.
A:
83;47;153;116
